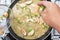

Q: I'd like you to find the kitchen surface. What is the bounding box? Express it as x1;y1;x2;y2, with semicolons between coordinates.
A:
0;0;60;40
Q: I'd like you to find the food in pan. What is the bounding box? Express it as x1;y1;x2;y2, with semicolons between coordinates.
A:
9;0;49;39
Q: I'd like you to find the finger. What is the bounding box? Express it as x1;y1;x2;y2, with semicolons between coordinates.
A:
38;1;51;8
39;8;47;14
40;12;51;26
40;11;46;19
39;9;50;25
39;9;47;20
40;11;52;27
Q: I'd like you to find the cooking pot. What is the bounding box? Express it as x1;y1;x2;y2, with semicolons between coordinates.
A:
7;0;52;40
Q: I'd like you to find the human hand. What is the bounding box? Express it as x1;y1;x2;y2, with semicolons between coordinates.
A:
38;1;60;32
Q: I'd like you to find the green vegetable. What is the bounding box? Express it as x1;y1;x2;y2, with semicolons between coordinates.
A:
25;7;31;13
39;5;46;11
41;23;48;29
25;7;31;15
34;13;40;17
28;27;32;32
25;7;32;18
14;18;22;24
25;0;33;5
35;14;38;17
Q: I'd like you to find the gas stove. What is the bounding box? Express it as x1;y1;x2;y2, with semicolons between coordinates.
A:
0;0;60;40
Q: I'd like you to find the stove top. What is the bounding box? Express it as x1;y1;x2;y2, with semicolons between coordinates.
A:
0;0;60;40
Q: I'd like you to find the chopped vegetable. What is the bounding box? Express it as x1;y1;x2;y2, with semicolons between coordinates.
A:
20;3;27;8
27;19;34;22
21;28;26;36
25;7;31;13
27;28;35;36
34;13;40;17
25;0;33;5
32;17;40;23
28;29;34;36
17;17;20;22
14;17;22;24
41;23;48;29
27;27;32;32
25;7;31;18
35;14;38;17
39;5;46;11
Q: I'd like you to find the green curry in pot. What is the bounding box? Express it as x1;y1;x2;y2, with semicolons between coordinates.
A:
9;0;49;39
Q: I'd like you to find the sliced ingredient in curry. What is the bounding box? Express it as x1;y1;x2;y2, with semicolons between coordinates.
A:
21;28;27;36
27;27;35;36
